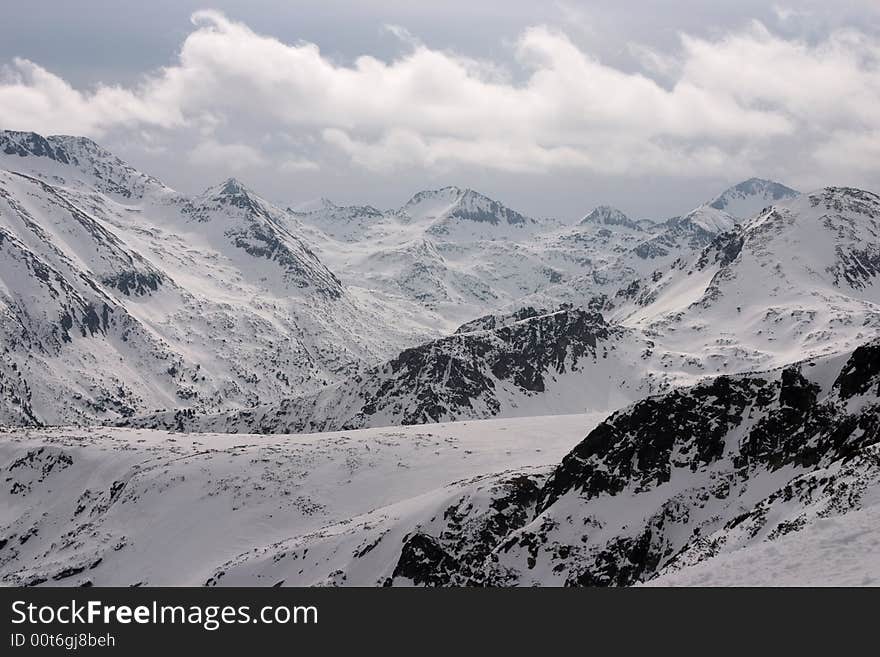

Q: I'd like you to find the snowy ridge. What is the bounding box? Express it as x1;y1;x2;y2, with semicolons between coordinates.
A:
183;178;344;297
402;186;533;226
1;131;172;200
618;186;880;375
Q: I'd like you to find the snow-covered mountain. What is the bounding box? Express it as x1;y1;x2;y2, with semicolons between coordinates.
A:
284;187;565;326
1;130;172;200
287;198;386;243
401;186;537;237
618;187;880;371
2;128;879;587
707;177;800;219
579;205;643;231
0;130;434;425
124;185;880;435
627;179;798;263
4;130;875;435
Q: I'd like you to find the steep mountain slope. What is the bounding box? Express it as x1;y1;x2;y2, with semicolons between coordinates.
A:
618;187;880;372
507;200;746;321
480;339;880;586
0;168;195;424
626;178;799;265
0;131;432;425
1;130;172;200
544;180;799;311
181;178;344;298
642;502;880;586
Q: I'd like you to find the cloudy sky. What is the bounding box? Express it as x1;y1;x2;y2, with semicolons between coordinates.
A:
1;1;878;220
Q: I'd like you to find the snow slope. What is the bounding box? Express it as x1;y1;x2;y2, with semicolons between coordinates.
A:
3;338;878;587
2;128;879;587
643;502;880;586
618;187;880;373
0;413;602;586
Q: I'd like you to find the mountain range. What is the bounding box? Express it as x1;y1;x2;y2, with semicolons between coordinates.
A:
1;129;878;587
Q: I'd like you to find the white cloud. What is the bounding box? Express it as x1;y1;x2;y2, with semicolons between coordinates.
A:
773;5;810;22
0;10;878;181
279;157;319;173
0;57;182;136
188;139;267;171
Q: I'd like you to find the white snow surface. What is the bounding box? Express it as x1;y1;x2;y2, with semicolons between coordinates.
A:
644;502;880;586
0;414;602;586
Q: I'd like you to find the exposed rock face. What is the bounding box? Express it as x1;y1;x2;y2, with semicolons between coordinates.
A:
481;341;880;586
385;473;546;586
369;341;880;586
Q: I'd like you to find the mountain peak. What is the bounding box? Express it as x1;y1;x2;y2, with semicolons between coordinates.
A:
217;177;249;196
403;186;467;208
678;205;737;235
707;178;800;219
1;130;112;164
289;197;338;214
403;186;532;227
200;177;257;202
579;205;641;230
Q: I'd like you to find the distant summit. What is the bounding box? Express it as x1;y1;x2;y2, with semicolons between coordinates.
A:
707;178;800;219
402;186;533;226
579;205;642;231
